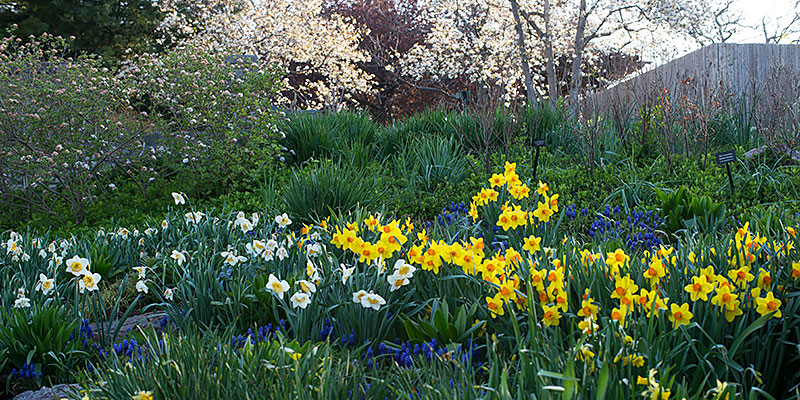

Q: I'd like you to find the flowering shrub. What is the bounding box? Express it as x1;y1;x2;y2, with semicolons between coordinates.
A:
0;31;285;228
0;33;152;223
127;45;284;195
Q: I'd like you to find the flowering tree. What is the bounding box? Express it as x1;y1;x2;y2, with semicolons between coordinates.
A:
327;0;437;120
165;0;371;109
397;0;738;105
159;0;743;112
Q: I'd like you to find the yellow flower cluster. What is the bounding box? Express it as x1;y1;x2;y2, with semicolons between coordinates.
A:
331;218;409;264
473;162;559;227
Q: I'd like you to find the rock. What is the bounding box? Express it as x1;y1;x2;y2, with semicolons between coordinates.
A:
13;383;80;400
89;311;168;342
742;145;768;159
742;145;800;162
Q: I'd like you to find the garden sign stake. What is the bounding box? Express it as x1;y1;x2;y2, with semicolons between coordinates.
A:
715;150;736;193
532;139;545;181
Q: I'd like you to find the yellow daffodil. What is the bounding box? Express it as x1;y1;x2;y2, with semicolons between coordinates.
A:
684;275;713;302
711;286;738;311
541;304;561;326
668;303;693;328
577;298;600;320
755;291;782;318
486;294;505;318
532;202;554;223
489;173;506;188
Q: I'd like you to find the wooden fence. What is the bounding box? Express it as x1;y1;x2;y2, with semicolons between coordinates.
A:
586;43;800;109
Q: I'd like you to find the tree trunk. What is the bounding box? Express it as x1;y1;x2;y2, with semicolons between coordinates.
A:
571;0;588;110
544;0;558;104
509;0;538;104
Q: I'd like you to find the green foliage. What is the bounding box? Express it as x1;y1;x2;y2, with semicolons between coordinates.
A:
282;161;381;224
78;330;379;400
279;110;378;166
655;186;727;237
518;101;565;145
402;299;485;345
88;243;129;282
0;0;176;61
0;305;83;383
395;135;470;193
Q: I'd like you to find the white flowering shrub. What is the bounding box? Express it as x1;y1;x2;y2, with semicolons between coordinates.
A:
0;33;152;224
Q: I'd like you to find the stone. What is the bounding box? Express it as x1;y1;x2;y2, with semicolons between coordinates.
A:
89;311;168;342
13;383;80;400
741;145;800;162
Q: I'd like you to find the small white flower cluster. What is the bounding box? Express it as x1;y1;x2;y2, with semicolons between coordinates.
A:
387;259;416;292
4;232;30;263
234;211;260;234
245;238;287;262
220;247;248;267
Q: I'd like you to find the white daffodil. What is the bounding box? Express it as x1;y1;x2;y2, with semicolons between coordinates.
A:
340;264;355;285
220;249;247;266
251;213;260;227
116;228;130;239
49;255;63;269
304;261;321;283
138;238;145;246
164;287;174;301
387;273;409;292
38;249;47;258
184;212;205;224
290;292;311;309
170;250;187;266
35;273;55;295
13;296;31;308
275;247;288;261
235;213;254;234
16;286;26;298
274;213;292;228
65;255;90;276
305;242;322;258
135;280;149;294
161;220;169;230
393;259;416;279
246;240;266;256
296;279;317;294
262;249;275;262
352;290;368;303
171;192;186;205
78;272;102;293
266;274;290;299
133;266;147;279
266;239;279;252
5;238;19;255
361;292;386;311
144;227;158;237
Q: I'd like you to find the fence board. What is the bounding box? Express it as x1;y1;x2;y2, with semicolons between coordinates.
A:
587;43;800;109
